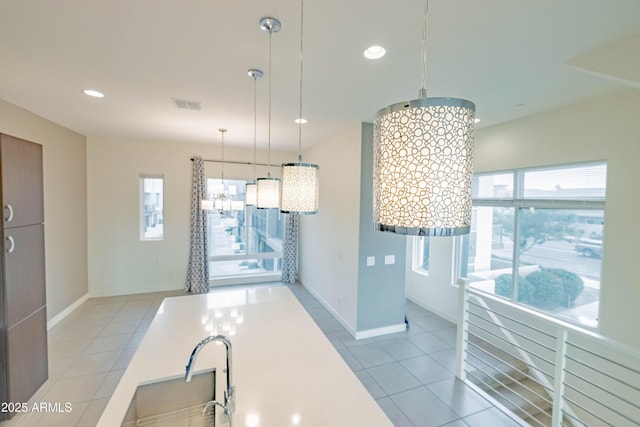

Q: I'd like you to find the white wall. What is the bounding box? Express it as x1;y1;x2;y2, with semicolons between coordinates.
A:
406;89;640;350
299;124;362;333
0;99;88;320
87;135;294;296
406;237;458;323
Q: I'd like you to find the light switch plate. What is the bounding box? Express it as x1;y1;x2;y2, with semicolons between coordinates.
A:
366;256;375;266
384;255;395;265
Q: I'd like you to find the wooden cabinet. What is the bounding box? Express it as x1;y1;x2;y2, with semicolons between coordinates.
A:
0;134;47;420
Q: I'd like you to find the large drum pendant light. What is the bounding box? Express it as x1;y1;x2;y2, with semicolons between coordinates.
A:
280;0;319;215
256;17;281;209
373;0;475;236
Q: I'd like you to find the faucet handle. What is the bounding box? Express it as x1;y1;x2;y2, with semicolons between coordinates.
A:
224;386;236;415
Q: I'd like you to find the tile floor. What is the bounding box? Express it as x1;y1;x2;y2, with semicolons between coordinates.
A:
0;283;523;427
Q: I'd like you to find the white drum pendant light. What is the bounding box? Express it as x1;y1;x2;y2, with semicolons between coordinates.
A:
280;0;319;215
245;182;257;207
245;69;263;207
373;0;475;236
256;17;281;209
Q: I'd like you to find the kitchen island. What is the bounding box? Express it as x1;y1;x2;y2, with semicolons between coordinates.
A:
97;285;394;426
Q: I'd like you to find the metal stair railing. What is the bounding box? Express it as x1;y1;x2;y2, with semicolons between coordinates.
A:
457;281;640;427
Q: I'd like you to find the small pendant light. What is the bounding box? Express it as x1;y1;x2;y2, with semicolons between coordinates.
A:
245;69;263;207
280;0;319;214
256;17;281;209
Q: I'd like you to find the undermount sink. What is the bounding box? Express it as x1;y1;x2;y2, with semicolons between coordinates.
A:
121;370;229;427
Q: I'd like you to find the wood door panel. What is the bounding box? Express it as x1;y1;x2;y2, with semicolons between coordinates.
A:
0;134;44;228
6;307;48;408
4;224;46;328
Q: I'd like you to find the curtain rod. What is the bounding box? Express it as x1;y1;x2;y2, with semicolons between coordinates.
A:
190;157;272;167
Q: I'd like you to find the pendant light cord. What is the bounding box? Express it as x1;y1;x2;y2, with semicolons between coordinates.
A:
219;128;226;181
252;74;257;180
267;26;273;176
419;0;429;98
297;0;304;162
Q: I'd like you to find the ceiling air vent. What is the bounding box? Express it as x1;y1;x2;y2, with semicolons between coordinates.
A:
172;98;202;111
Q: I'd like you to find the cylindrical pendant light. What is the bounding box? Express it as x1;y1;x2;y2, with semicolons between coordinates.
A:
280;0;319;214
201;199;214;211
245;69;263;207
373;0;475;236
215;128;231;214
256;17;282;209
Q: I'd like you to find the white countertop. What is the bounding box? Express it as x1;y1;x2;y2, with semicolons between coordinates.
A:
98;285;394;427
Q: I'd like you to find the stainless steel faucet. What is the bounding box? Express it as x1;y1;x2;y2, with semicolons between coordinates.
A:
185;335;236;417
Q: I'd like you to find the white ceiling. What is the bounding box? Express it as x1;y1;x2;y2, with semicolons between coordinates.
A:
1;0;639;152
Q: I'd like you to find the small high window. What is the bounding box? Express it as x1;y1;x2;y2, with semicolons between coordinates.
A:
140;175;164;240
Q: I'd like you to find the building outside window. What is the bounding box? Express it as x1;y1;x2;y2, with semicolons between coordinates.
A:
459;162;607;329
206;179;283;281
140;175;164;240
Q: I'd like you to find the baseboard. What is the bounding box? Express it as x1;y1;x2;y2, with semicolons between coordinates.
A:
301;283;358;338
355;323;406;340
47;293;90;330
300;282;407;340
209;274;281;287
407;295;458;324
89;284;184;298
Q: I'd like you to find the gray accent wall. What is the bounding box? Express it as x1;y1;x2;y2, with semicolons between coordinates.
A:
356;122;407;332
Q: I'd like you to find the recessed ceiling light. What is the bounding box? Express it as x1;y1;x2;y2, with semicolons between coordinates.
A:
295;118;307;124
83;89;104;98
364;45;386;60
474;118;481;124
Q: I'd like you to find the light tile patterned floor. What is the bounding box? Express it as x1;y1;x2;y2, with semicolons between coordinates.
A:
0;284;522;427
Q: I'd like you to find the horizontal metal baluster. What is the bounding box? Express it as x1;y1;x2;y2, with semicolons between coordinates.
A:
564;368;640;412
464;366;548;427
468;320;555;376
566;340;640;377
469;310;556;353
563;383;640;426
467;339;554;398
468;299;556;339
565;353;640;394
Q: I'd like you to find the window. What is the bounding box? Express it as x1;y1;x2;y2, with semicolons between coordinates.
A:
140;175;164;240
461;162;607;328
206;179;283;281
413;237;430;272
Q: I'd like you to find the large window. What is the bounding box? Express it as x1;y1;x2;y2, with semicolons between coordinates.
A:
140;175;164;240
206;179;283;282
461;162;606;328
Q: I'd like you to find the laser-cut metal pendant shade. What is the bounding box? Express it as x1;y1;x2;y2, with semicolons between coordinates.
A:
373;0;475;236
280;0;320;215
257;177;280;209
281;162;319;214
373;98;474;236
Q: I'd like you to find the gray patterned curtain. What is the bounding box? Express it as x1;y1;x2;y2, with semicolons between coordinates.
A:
281;213;299;284
185;157;209;293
